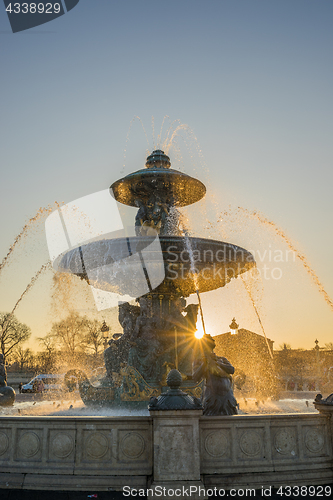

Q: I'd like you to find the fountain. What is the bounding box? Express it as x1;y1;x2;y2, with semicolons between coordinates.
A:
54;149;255;407
1;148;332;494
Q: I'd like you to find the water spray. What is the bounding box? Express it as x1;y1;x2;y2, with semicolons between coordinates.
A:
0;204;60;276
241;274;274;360
0;263;52;352
179;219;207;337
174;327;178;370
195;289;207;337
228;207;333;312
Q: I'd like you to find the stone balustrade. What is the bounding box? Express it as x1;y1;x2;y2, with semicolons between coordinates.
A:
0;413;332;491
200;413;332;489
0;416;153;490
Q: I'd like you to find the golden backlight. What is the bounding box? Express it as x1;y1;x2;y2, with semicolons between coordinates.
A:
195;322;205;339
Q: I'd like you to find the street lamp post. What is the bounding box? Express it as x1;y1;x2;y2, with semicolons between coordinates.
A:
229;318;239;335
314;339;320;390
101;321;110;350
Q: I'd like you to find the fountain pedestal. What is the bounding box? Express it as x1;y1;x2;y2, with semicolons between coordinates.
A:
150;410;205;499
149;370;206;499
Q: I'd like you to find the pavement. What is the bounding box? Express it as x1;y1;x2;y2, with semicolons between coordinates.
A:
14;392;81;402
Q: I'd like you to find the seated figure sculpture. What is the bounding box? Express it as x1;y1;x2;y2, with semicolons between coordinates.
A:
127;297;164;383
161;299;199;379
104;302;140;383
193;334;238;415
134;194;179;236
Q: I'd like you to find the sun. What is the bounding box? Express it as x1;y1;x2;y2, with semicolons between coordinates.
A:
195;323;205;339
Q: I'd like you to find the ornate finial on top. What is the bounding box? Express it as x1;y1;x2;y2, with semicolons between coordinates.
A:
101;320;109;333
167;369;182;389
229;318;239;330
148;368;203;411
145;150;171;169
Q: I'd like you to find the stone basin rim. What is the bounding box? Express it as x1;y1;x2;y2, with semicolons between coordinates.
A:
55;235;256;271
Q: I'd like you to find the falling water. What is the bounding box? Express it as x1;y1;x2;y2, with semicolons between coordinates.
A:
212;203;333;355
9;263;52;318
151;116;155;150
180;217;272;358
86;117;333;341
163;124;191;153
160;118;183;150
163;122;207;178
163;123;202;160
50;271;94;319
0;263;52;342
178;218;207;336
156;115;175;148
235;207;333;311
0;203;61;275
121;116;207;185
240;273;274;360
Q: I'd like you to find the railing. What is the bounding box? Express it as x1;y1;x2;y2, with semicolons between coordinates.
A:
200;413;333;488
0;416;153;490
0;412;332;491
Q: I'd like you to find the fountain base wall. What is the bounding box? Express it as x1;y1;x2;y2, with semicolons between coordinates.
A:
0;413;332;491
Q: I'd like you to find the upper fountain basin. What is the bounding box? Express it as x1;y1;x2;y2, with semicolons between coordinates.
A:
110;167;206;208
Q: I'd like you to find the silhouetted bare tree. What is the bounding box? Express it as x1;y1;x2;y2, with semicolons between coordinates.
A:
0;312;31;360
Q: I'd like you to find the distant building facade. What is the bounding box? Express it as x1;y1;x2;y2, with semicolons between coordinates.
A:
213;320;276;397
213;320;333;395
274;344;333;393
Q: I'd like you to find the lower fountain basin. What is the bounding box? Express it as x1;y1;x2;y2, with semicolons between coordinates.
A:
55;236;255;297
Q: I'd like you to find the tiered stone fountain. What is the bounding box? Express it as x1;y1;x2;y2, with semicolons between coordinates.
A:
1;150;332;494
56;150;255;407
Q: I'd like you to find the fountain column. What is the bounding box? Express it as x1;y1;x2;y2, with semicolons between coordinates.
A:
149;370;206;499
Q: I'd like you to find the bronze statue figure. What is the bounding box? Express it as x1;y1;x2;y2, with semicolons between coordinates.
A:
193;334;238;416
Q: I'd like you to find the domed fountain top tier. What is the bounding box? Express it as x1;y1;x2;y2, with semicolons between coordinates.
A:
111;150;206;207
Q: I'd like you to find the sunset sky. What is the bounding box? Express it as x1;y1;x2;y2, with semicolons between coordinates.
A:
0;0;332;351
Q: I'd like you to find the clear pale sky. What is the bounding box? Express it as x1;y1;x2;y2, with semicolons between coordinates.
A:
1;0;332;351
